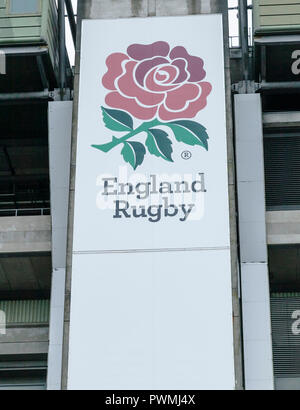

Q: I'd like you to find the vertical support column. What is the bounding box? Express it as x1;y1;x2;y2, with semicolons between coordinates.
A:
65;0;77;46
238;0;249;81
235;94;274;390
47;101;73;390
58;0;66;96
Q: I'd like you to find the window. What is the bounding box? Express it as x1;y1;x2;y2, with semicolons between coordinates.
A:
9;0;39;14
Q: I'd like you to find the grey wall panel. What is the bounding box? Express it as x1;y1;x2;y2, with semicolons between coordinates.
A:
48;101;72;269
47;101;72;390
68;250;235;390
235;94;268;264
235;94;274;390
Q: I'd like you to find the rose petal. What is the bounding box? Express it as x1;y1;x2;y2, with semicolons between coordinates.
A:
164;83;200;111
170;46;206;82
135;57;169;87
127;41;170;61
117;61;164;107
145;65;179;93
158;82;212;121
105;92;157;120
156;72;168;82
102;53;129;90
171;59;189;83
156;66;178;84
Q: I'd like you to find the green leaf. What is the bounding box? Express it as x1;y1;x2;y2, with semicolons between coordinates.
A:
101;106;133;132
167;120;209;150
146;128;173;162
121;141;146;170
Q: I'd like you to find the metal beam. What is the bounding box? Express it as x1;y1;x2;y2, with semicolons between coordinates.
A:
0;174;49;183
254;34;300;45
238;0;250;81
260;81;300;90
58;0;66;95
0;290;51;300
0;90;49;101
0;138;48;148
0;46;48;56
65;0;76;47
36;56;49;90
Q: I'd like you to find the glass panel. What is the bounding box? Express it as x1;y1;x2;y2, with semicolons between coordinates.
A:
10;0;39;14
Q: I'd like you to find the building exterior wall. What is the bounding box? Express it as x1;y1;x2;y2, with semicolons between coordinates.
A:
0;0;299;391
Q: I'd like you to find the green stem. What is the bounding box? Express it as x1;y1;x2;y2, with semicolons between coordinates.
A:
92;119;163;153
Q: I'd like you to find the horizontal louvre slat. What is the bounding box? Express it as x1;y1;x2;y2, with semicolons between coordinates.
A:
260;5;300;15
261;14;300;26
264;136;300;208
0;26;41;38
259;0;300;5
0;16;41;28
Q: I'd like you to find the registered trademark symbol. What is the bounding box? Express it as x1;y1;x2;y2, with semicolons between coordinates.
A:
181;150;192;160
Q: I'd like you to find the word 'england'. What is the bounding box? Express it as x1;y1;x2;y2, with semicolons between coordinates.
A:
101;173;206;223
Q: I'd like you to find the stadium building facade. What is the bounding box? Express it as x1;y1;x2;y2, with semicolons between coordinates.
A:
0;0;299;390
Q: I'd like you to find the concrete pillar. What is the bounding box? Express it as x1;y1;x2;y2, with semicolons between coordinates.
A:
61;0;242;389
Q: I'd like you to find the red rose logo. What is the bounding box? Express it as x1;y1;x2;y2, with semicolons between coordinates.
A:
92;41;212;170
102;41;212;121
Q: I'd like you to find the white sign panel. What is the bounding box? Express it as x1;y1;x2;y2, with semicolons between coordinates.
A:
68;15;235;390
